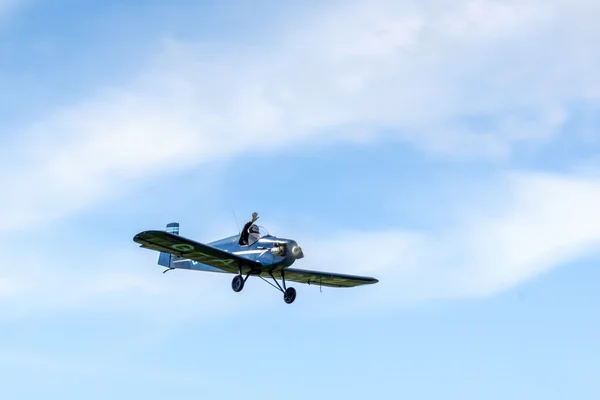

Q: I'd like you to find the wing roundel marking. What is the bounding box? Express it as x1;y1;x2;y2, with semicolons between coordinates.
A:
172;244;195;252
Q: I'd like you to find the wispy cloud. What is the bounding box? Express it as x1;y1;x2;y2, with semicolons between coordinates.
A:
0;0;24;19
1;170;599;318
2;0;598;232
0;1;598;319
300;170;600;309
0;245;252;320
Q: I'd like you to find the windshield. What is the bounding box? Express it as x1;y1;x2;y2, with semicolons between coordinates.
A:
256;226;269;237
247;225;270;245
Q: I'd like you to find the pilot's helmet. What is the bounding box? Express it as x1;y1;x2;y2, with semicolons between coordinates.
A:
249;225;259;233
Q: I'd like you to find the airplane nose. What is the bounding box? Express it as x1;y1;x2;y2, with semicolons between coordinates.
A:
291;245;304;259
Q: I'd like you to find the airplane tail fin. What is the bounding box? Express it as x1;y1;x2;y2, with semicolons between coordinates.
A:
158;222;179;267
165;222;180;236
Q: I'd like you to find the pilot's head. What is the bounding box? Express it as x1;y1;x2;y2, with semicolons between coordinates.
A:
250;225;259;234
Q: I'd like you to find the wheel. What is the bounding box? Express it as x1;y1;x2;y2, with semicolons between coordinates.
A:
283;287;296;304
232;275;244;292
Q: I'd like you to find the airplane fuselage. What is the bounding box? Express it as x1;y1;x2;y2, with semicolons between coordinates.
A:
210;234;303;269
171;234;304;274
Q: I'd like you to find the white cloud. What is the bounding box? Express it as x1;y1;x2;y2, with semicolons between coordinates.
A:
0;0;24;19
0;276;22;297
299;171;600;309
1;170;598;318
0;0;12;14
2;0;598;232
0;246;258;320
462;172;600;292
0;0;598;317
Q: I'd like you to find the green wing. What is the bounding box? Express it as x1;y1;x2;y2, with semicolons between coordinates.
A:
280;268;378;288
134;230;379;287
133;230;261;274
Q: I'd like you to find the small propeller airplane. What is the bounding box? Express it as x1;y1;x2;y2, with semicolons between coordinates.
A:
133;212;378;304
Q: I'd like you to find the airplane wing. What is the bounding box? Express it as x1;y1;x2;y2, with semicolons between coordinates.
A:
281;268;378;288
133;230;262;274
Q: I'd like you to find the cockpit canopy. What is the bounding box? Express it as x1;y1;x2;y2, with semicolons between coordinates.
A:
247;225;270;245
238;225;271;246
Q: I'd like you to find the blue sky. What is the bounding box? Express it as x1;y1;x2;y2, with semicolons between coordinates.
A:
1;0;600;398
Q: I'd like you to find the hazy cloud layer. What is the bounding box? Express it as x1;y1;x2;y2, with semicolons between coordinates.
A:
302;171;600;309
1;170;599;317
0;0;22;19
2;0;599;231
0;1;598;317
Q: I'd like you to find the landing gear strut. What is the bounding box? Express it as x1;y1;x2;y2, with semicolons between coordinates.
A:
261;270;296;304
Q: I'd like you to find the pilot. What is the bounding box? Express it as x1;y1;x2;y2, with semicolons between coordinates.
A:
248;224;261;245
239;211;260;246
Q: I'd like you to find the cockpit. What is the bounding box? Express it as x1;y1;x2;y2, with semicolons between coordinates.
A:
239;225;271;246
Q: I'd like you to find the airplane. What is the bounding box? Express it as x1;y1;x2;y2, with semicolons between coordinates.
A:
133;213;379;304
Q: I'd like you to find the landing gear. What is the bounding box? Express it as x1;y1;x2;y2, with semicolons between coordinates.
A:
257;270;296;304
232;264;253;293
232;264;297;303
232;275;244;292
283;287;296;304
